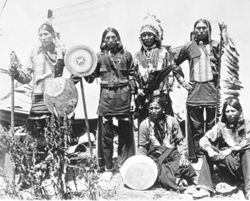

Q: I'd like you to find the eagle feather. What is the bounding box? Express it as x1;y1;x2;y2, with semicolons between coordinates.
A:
220;23;243;106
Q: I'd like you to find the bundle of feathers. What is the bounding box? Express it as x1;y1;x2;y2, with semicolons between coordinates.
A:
220;23;243;106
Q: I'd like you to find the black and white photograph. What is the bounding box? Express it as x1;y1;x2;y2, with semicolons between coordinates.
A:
0;0;250;200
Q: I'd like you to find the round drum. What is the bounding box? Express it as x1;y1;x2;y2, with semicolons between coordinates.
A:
44;77;78;117
120;155;158;190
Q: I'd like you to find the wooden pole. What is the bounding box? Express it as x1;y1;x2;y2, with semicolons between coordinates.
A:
215;23;225;124
10;69;15;189
185;105;189;159
9;51;17;188
11;75;14;135
80;79;93;156
96;116;102;169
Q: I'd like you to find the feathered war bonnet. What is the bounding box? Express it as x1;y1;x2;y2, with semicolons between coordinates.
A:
139;14;164;47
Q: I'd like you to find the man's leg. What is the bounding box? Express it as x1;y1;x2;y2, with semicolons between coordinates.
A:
101;117;114;170
222;154;241;179
117;117;135;167
196;154;215;192
96;116;105;170
205;106;216;132
194;153;241;199
187;106;204;160
168;157;197;184
241;150;250;197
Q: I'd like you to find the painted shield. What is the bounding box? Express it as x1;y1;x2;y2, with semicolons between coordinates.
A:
64;45;97;77
44;77;78;117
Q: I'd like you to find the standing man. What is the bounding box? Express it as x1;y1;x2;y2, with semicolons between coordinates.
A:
9;23;65;146
134;14;187;126
8;23;65;189
84;27;136;181
174;19;221;162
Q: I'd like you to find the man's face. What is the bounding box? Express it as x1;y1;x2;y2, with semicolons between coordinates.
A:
225;105;241;124
141;32;155;48
39;29;54;48
194;21;210;43
195;21;209;35
149;102;163;121
104;31;118;50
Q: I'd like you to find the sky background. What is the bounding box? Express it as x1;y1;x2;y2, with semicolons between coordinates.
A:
0;0;250;118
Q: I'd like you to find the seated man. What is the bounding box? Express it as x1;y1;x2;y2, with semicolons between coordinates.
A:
193;97;250;199
138;96;196;191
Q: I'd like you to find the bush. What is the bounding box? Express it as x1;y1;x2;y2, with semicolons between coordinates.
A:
0;114;99;200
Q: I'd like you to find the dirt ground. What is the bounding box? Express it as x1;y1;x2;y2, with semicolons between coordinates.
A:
0;157;247;201
0;130;247;200
96;158;247;201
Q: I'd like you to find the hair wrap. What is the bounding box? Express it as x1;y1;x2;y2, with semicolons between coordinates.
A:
38;23;55;35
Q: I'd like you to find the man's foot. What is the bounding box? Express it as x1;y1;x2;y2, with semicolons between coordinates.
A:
246;191;250;200
193;188;211;199
192;158;203;171
100;171;113;182
176;178;188;187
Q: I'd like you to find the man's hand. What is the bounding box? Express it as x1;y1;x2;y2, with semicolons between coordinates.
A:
207;147;219;158
9;66;19;77
35;77;43;85
220;148;232;157
35;72;52;85
181;80;193;91
206;147;225;161
130;96;136;112
179;155;189;167
176;77;192;91
137;89;145;96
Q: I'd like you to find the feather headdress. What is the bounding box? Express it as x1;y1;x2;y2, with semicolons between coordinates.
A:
140;13;164;41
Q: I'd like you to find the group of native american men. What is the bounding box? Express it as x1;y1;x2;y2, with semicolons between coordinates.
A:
9;15;250;199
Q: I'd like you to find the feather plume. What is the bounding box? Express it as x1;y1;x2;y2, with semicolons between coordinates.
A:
220;23;243;106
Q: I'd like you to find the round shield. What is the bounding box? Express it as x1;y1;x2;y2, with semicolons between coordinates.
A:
120;155;158;190
64;45;97;77
44;77;78;117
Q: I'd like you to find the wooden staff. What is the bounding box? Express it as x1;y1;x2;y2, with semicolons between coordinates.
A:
80;79;93;156
9;51;16;188
11;74;14;135
215;23;225;124
9;51;16;135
